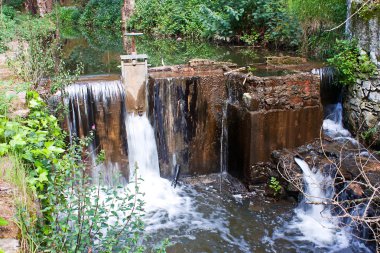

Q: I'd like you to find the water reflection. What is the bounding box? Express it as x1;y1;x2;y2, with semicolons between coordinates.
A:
61;29;299;74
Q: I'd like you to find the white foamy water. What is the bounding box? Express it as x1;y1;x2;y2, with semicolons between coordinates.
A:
125;113;250;251
323;103;359;146
126;113;192;230
273;158;350;250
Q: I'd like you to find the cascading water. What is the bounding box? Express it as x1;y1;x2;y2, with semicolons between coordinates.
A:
312;67;359;145
219;101;229;191
124;112;254;252
64;80;128;184
273;158;350;250
346;0;353;38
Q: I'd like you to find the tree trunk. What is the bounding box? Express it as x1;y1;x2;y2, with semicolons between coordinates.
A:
37;0;53;17
25;0;38;15
122;0;135;53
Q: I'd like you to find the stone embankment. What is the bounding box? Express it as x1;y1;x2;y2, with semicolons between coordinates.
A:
345;0;380;147
344;73;380;148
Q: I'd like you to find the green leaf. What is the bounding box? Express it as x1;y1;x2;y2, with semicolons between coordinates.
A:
0;217;9;226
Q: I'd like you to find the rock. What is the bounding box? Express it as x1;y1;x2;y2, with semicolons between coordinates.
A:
242;93;259;111
347;183;365;198
369;91;380;103
363;110;377;128
0;239;19;253
362;81;371;90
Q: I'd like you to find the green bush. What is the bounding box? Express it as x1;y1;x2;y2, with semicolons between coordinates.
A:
3;0;24;10
59;6;81;28
0;91;148;252
2;5;17;19
0;11;17;53
327;40;378;86
129;0;301;48
59;6;82;39
79;0;122;29
287;0;347;57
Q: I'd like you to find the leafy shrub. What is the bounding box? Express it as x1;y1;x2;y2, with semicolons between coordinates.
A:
0;91;149;252
0;12;16;53
287;0;347;56
59;6;81;24
3;0;24;10
327;40;378;86
130;0;301;48
79;0;122;29
2;5;17;19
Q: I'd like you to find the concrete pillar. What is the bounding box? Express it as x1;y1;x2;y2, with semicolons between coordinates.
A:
120;54;148;114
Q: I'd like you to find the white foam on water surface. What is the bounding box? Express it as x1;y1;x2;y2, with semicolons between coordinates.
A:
273;158;351;250
124;113;251;251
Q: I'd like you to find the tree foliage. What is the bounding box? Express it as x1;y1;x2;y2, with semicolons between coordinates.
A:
327;40;377;86
129;0;301;48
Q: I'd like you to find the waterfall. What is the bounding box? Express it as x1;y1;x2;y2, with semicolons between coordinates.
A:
346;0;353;38
220;101;228;175
312;67;359;145
292;158;349;247
273;158;350;250
65;80;129;184
126;113;160;179
322;103;352;139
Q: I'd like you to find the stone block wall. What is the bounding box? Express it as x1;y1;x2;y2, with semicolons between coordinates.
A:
349;0;380;66
344;1;380;148
343;73;380;147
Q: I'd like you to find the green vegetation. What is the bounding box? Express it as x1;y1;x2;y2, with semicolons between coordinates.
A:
0;5;161;252
0;90;147;251
357;0;380;20
327;40;377;86
0;4;56;53
0;217;9;226
269;177;282;196
129;0;301;48
288;0;347;57
53;0;349;56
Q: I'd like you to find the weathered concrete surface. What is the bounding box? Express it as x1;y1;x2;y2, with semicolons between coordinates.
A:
228;105;323;179
226;72;323;180
148;66;226;178
226;72;321;110
121;59;148;114
148;62;323;180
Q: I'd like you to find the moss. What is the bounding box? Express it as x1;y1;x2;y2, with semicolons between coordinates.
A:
356;1;380;21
